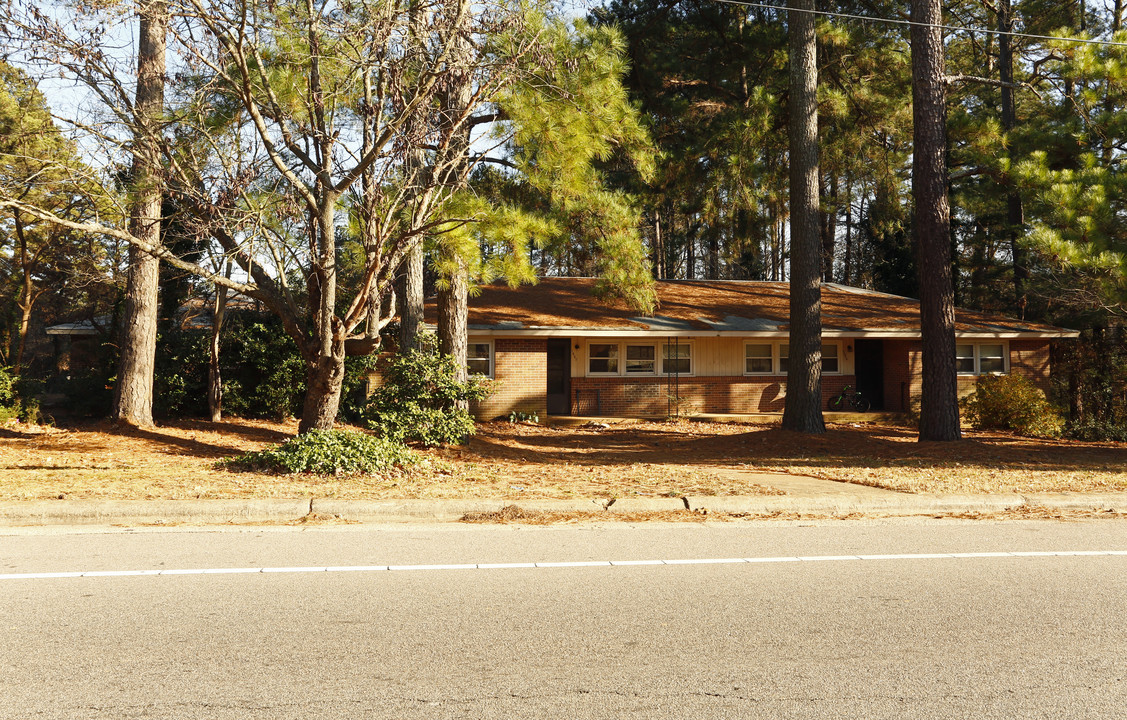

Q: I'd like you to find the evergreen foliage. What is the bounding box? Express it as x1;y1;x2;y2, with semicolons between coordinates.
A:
360;338;493;446
962;374;1064;438
221;429;417;475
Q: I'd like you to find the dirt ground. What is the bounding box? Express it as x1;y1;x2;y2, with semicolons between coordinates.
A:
3;417;1126;502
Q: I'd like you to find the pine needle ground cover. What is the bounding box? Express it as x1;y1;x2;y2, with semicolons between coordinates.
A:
2;418;1125;501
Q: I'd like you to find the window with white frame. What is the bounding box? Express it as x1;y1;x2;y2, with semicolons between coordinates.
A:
588;343;619;374
625;344;656;374
467;342;492;377
745;343;774;374
779;342;840;374
957;342;1008;375
662;342;692;374
821;343;840;373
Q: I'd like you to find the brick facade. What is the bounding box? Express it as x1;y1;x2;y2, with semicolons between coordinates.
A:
472;335;1056;418
569;374;859;417
471;338;548;420
881;338;1053;412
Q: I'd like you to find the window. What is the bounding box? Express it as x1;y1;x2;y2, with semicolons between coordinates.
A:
821;343;839;374
467;342;492;377
662;342;692;375
979;344;1005;374
625;344;656;374
745;343;773;374
956;344;976;374
957;342;1008;375
779;342;839;373
588;343;619;374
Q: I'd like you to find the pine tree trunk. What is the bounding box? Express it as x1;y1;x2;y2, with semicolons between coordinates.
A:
782;0;825;434
822;174;837;281
438;262;469;408
398;244;425;351
998;0;1026;314
911;0;961;442
114;0;167;428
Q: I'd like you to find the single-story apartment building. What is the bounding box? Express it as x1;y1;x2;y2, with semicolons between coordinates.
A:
445;277;1076;419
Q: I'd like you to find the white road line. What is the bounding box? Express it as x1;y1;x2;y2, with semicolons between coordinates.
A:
2;550;1126;581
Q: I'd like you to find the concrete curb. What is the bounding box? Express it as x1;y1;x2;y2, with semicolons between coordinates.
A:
2;491;1127;526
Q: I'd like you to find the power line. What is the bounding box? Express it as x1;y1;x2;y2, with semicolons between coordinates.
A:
713;0;1127;48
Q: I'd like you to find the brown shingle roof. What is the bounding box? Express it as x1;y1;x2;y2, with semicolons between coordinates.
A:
424;278;1075;337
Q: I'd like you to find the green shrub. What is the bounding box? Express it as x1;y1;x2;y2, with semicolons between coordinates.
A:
0;367;40;423
154;315;309;419
221;429;417;475
1064;420;1127;442
962;374;1064;438
361;338;493;446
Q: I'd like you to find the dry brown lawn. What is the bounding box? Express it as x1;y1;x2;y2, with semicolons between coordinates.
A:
2;417;1126;502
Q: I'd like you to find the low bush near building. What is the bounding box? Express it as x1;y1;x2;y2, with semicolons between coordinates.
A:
360;339;493;446
962;374;1064;438
221;429;417;475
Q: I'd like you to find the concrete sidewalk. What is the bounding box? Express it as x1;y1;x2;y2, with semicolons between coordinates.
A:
2;471;1126;526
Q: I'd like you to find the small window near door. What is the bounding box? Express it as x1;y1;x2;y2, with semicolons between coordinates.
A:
625;344;656;374
780;343;839;373
588;343;619;374
467;342;492;377
821;343;840;374
745;343;773;374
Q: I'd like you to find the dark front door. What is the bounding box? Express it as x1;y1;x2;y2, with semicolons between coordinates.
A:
853;339;884;411
546;339;571;415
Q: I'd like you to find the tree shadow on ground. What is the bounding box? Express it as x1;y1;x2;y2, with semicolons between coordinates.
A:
464;422;1127;474
19;418;297;459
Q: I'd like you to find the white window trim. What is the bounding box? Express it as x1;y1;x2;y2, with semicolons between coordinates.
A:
743;342;776;376
660;340;694;376
583;340;693;377
587;342;622;376
467;339;494;378
956;340;1010;376
770;340;844;376
624;343;658;375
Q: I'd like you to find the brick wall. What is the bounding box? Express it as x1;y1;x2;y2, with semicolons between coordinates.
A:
881;338;1053;412
471;338;548;420
570;374;859;416
474;336;1055;418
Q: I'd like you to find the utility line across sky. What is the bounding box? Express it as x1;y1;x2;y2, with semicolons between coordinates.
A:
713;0;1127;48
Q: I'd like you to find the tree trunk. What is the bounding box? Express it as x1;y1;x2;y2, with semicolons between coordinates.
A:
822;174;837;281
911;0;961;441
300;339;347;432
398;244;425;351
997;0;1026;314
438;261;469;399
782;0;825;434
208;260;232;423
113;0;167;429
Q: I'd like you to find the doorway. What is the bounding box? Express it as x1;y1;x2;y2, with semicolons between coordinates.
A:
546;339;571;415
853;339;884;411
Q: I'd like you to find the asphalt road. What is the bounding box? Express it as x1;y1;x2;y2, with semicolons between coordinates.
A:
2;519;1126;719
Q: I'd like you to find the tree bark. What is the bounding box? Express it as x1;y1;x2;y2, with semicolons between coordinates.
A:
113;0;167;428
398;244;425;350
997;0;1026;314
300;337;347;432
208;259;232;422
911;0;961;441
438;261;469;395
781;0;825;434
